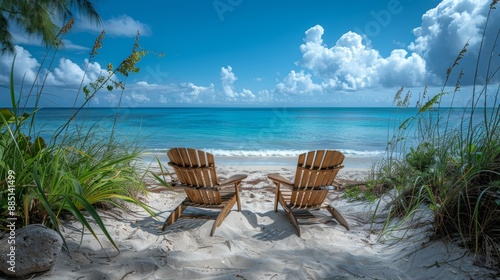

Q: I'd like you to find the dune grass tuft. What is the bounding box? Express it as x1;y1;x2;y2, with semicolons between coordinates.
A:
369;1;500;266
0;20;158;253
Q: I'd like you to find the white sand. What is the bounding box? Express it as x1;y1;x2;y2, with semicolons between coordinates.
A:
37;161;496;279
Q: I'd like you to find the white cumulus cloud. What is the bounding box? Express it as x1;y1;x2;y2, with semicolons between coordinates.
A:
297;25;427;90
1;47;109;88
178;82;216;103
182;82;215;96
78;15;152;37
375;49;427;87
275;70;322;94
104;15;152;37
51;58;105;86
408;0;499;85
129;80;216;104
0;46;40;84
126;93;150;103
220;66;255;100
221;66;238;98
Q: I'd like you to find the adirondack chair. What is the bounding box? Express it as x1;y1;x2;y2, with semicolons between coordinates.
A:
268;150;349;236
163;148;247;236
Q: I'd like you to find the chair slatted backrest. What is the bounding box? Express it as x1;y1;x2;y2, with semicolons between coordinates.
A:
167;148;221;205
290;150;344;208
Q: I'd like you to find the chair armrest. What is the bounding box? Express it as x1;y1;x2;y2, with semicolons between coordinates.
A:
218;174;247;186
268;173;293;186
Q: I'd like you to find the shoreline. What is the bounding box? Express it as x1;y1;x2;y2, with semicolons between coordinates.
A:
140;153;379;171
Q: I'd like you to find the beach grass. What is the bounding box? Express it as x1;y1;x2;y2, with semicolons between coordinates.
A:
0;20;156;252
369;1;500;266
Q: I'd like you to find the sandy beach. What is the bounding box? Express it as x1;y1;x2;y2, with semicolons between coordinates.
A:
2;0;499;278
32;157;496;279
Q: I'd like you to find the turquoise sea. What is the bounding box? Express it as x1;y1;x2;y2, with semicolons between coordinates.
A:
29;107;474;168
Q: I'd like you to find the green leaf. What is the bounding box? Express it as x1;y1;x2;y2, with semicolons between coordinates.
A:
33;136;46;155
150;172;170;188
33;162;69;253
150;155;173;190
9;58;16;115
419;93;443;113
399;117;414;130
0;108;14;121
83;85;90;96
65;193;119;252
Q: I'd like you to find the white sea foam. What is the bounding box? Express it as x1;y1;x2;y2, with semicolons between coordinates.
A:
144;148;385;158
206;149;308;157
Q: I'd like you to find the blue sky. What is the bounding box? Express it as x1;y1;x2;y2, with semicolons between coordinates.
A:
1;0;499;107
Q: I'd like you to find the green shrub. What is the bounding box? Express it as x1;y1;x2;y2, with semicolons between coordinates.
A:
405;142;436;173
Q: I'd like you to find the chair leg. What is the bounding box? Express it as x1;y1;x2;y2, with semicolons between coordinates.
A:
217;196;237;227
210;196;237;236
235;183;242;212
326;205;350;230
274;190;300;237
276;193;301;237
277;192;287;213
162;203;188;231
274;184;280;212
282;203;301;237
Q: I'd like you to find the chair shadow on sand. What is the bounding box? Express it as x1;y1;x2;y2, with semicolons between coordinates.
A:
137;208;295;241
134;203;347;242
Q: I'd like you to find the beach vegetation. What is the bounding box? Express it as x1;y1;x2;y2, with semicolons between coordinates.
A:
149;156;174;190
0;19;157;253
344;181;379;202
0;0;101;55
372;1;500;267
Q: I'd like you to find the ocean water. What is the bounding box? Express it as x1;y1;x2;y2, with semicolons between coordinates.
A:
28;107;478;167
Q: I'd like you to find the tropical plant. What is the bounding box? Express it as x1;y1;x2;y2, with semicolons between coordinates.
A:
372;0;500;267
0;0;101;55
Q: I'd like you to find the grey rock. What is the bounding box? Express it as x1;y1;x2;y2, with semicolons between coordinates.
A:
0;224;63;278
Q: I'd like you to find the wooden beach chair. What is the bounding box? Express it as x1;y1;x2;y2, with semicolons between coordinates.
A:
163;148;247;236
268;150;349;237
